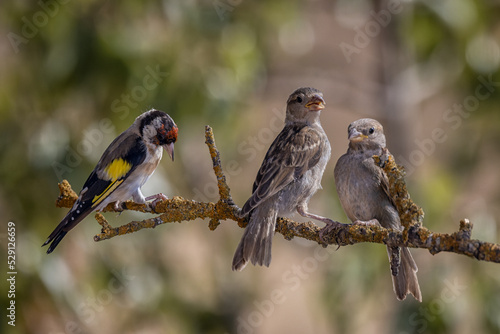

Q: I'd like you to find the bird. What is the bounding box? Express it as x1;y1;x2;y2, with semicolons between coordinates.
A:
43;109;178;254
331;118;421;301
232;87;334;271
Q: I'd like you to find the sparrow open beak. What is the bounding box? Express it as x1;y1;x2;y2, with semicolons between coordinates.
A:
305;94;326;111
348;128;367;142
163;142;175;161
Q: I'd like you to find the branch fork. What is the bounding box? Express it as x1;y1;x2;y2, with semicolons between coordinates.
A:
55;126;500;263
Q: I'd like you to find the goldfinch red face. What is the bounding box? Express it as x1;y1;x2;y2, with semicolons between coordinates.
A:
140;110;178;160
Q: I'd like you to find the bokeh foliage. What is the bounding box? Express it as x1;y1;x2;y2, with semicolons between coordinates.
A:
1;0;499;333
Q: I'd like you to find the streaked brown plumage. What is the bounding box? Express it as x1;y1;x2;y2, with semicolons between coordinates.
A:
232;87;332;271
333;118;421;301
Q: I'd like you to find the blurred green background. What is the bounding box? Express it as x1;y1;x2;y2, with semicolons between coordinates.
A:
1;0;500;333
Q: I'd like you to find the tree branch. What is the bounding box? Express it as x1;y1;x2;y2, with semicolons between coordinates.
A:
55;126;500;263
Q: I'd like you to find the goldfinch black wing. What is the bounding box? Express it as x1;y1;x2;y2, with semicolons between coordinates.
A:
43;133;147;254
240;124;323;216
86;134;148;210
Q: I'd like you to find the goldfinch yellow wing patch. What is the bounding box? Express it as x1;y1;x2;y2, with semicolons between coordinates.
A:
103;158;132;181
90;158;131;207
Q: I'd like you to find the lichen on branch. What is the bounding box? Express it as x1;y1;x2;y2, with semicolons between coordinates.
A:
55;126;500;263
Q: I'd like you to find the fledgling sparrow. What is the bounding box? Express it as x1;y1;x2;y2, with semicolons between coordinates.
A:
43;109;178;254
232;87;333;271
332;118;421;301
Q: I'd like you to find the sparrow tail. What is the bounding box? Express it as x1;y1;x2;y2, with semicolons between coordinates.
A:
389;246;422;302
232;207;277;271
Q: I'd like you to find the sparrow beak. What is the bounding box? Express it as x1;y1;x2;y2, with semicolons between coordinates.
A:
163;142;175;161
348;128;367;142
305;94;326;111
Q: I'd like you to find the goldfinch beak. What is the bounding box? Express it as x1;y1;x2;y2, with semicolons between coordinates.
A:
348;128;367;142
163;143;175;161
305;94;326;111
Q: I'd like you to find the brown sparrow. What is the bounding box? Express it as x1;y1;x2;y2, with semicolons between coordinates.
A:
332;118;421;301
232;87;333;271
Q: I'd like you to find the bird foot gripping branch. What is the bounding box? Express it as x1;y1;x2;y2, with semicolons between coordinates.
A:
55;126;245;242
55;126;500;263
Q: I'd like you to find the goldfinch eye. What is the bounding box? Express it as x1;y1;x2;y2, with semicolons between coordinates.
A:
296;96;303;103
369;127;375;134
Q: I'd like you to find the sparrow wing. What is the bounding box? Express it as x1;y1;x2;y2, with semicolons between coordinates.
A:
241;124;324;215
360;148;398;215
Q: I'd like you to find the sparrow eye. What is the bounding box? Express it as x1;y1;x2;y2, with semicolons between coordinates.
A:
369;127;375;134
296;96;303;103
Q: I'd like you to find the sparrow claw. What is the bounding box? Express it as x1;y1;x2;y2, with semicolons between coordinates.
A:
319;219;345;246
320;219;380;246
146;193;168;213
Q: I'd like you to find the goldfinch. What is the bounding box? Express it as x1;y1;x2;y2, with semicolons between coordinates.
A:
43;109;178;254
